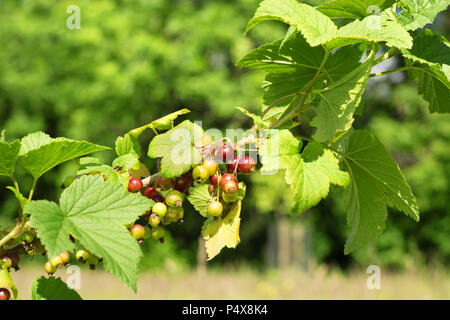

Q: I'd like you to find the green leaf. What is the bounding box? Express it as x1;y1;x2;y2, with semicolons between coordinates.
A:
311;52;374;142
402;30;450;113
0;139;21;177
397;0;450;31
246;0;338;47
318;0;396;19
115;133;141;157
112;154;140;171
18;132;110;179
129;108;191;137
201;199;242;261
326;15;413;50
187;184;211;217
6;186;29;210
77;164;130;188
31;276;82;300
340;130;419;254
0;265;18;300
260;130;349;213
235;107;270;128
79;157;100;165
27;175;154;291
148;120;203;178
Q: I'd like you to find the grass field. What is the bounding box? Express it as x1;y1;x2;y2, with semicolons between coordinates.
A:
10;264;450;300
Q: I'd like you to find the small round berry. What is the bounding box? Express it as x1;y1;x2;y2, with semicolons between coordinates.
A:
50;255;64;268
215;144;235;164
44;261;57;275
0;288;10;300
154;175;174;191
238;156;256;174
130;224;146;241
192;165;209;183
7;253;20;271
222;192;238;203
226;157;239;173
165;207;183;224
220;173;237;187
165;190;184;207
208;183;216;195
21;231;35;244
86;255;100;270
152;202;168;217
127;178;143;193
150;227;165;241
209;174;219;186
203;159;218;176
59;252;71;265
174;172;194;193
1;256;12;269
222;180;239;195
149;213;161;228
207;201;223;217
76;249;89;263
144;187;161;201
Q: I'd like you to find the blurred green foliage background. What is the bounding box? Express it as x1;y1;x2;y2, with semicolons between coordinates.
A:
0;0;449;273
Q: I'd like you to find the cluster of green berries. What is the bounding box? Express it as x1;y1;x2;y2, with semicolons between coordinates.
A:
44;251;71;275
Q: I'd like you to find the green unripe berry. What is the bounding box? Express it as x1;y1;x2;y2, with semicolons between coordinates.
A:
76;249;90;263
50;255;64;268
165;206;183;224
44;261;57;275
21;231;35;244
222;192;238;203
87;255;100;270
1;256;12;269
150;227;165;241
203;159;219;176
149;213;161;228
59;252;71;265
152;202;168;217
165;190;184;207
192;165;209;183
207;201;223;217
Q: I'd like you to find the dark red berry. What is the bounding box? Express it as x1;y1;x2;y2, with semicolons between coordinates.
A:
210;174;219;186
7;253;20;271
145;187;161;200
226;157;239;173
174;172;194;193
0;288;11;300
127;178;143;193
154;175;174;191
215;144;235;164
238;156;256;173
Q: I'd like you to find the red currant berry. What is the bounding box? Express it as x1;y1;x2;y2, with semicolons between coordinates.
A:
0;288;10;300
222;180;238;195
130;224;146;241
145;187;161;201
238;156;256;173
192;165;209;183
127;178;143;193
220;173;237;187
174;172;193;193
154;175;174;191
226;157;239;173
207;201;223;217
165;190;184;207
209;173;219;186
215;144;235;164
